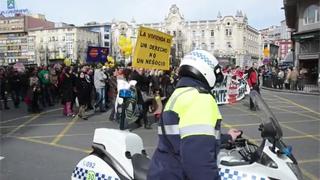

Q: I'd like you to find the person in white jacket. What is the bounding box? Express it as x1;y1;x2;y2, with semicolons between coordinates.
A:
94;65;107;112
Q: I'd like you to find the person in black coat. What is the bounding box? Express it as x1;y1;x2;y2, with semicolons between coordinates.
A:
129;68;152;129
9;70;22;108
60;67;74;116
75;71;90;120
0;68;10;110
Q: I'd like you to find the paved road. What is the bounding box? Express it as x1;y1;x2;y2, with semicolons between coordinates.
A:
0;90;319;180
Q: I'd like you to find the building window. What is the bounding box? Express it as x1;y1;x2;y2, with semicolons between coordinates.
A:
104;34;109;39
211;30;214;37
192;42;196;49
178;30;182;37
104;42;110;47
201;43;207;50
225;28;232;36
104;28;110;32
211;42;214;49
192;30;196;37
227;42;232;48
303;4;320;24
201;30;205;37
173;31;176;37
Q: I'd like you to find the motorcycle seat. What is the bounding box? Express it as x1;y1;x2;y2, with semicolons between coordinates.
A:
131;154;150;180
220;160;250;166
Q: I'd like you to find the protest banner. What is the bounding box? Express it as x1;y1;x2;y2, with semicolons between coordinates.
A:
212;74;249;105
133;27;173;70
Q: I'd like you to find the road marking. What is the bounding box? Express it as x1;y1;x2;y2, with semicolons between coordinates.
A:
228;105;320;141
300;167;318;180
227;105;259;117
5;114;40;136
222;113;255;117
16;137;91;154
272;94;320;116
272;105;300;108
0;120;108;129
0;115;31;124
274;106;320;121
298;159;320;164
223;119;320;128
51;116;79;144
273;107;320;141
250;134;320;141
0;108;62;124
0;156;4;160
14;133;93;139
281;124;320;142
263;101;291;104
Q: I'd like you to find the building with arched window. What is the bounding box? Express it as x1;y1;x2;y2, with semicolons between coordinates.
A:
111;5;262;67
284;0;320;84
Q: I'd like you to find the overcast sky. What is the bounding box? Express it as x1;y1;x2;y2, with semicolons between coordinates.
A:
1;0;285;29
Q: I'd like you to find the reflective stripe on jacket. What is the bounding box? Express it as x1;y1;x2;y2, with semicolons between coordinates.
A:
148;77;222;180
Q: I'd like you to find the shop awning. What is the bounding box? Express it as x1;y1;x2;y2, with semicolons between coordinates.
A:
292;29;320;41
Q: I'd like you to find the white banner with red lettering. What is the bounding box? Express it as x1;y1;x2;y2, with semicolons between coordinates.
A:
212;74;250;105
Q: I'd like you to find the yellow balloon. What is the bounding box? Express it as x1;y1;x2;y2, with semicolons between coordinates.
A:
64;58;71;66
118;35;126;47
106;56;115;68
118;35;133;56
107;56;113;62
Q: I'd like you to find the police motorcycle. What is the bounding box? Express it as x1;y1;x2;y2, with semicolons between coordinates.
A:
114;79;143;130
115;78;165;130
71;90;303;180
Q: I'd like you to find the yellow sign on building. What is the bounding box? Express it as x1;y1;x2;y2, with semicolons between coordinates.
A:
133;27;173;70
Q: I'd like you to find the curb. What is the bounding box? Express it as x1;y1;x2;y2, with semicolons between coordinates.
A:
261;86;320;96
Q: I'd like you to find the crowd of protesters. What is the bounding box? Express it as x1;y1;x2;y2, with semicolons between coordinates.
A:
261;65;308;91
221;63;310;92
0;63;179;128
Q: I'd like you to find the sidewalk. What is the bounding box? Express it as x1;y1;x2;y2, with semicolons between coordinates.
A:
261;85;320;95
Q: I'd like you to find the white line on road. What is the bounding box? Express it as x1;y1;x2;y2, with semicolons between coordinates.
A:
1;108;63;124
0;115;31;124
0;156;4;160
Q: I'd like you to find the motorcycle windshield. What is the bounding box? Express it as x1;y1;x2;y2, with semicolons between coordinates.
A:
249;90;283;140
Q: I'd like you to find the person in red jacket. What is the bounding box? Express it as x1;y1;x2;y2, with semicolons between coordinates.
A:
247;62;260;110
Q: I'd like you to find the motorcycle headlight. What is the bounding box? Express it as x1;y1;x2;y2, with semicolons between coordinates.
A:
286;162;303;180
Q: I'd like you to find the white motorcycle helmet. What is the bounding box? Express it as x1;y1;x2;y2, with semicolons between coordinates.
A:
179;50;223;89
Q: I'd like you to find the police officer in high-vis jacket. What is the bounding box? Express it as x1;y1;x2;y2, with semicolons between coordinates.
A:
147;50;241;180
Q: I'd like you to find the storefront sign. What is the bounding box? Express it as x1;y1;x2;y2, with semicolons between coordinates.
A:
0;0;28;16
86;46;109;63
